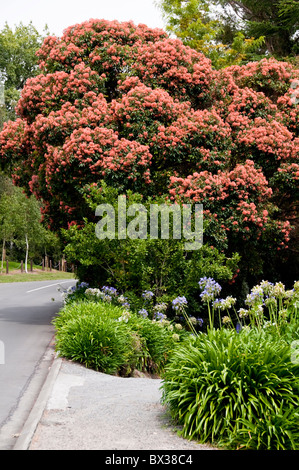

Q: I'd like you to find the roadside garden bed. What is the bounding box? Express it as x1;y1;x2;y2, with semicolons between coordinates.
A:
53;278;299;450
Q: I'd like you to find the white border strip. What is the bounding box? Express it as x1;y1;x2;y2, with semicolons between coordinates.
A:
26;281;75;293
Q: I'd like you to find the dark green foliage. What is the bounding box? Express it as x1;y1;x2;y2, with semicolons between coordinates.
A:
53;300;184;376
0;22;49;126
55;312;133;374
127;314;181;374
161;327;299;449
158;1;299;59
63;185;240;310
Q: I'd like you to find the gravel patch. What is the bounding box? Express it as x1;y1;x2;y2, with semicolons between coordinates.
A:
29;360;218;451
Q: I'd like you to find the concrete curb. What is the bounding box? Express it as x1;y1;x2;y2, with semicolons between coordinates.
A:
13;354;62;450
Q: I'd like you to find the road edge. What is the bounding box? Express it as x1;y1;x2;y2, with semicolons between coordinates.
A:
13;352;62;450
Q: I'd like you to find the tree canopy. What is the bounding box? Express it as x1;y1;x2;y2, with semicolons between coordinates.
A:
0;19;298;288
156;0;299;64
0;175;61;270
220;0;299;56
0;22;49;126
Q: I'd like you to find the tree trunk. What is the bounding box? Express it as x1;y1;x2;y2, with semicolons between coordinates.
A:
264;32;292;57
1;239;5;271
25;233;29;273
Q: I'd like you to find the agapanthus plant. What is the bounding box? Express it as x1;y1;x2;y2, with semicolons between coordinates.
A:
212;296;238;329
243;280;299;333
171;295;199;335
198;277;223;329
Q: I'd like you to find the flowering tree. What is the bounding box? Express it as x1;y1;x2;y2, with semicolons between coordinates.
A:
0;19;298;286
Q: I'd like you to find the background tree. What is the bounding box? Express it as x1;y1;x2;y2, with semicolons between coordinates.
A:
0;189;15;269
0;21;49;127
0;22;56;270
219;0;299;57
0;178;61;271
156;0;266;68
13;190;46;272
157;0;298;64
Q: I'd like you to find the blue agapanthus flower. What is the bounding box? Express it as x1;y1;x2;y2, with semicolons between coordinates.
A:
121;302;130;309
212;298;226;310
77;282;89;290
102;286;118;297
198;277;222;302
172;296;188;312
142;290;154;300
153;311;166;321
138;308;148;318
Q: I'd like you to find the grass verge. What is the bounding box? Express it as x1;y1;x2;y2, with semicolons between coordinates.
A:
0;269;75;283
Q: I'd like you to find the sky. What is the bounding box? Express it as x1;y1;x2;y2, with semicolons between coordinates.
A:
0;0;166;36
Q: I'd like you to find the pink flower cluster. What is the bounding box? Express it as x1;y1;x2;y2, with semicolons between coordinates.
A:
168;160;281;242
17;63;101;121
132;38;214;103
237;117;297;165
226;58;299;101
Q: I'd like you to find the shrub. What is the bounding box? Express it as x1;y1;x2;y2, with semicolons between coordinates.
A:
127;314;185;374
53;299;186;375
161;327;299;450
62;185;240;305
52;299;124;329
54;304;136;375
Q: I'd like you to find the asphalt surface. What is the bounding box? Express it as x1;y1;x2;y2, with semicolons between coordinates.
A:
0;279;76;449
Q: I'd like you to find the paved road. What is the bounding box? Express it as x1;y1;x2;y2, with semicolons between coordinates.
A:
0;279;76;449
